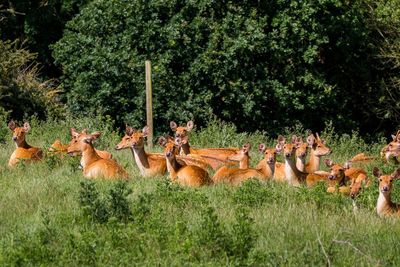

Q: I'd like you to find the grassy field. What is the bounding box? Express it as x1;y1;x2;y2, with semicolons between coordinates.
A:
0;116;400;266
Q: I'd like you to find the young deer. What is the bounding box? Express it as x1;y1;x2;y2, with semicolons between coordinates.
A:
170;121;239;169
68;129;129;180
305;133;332;173
159;136;212;187
115;125;166;177
212;143;265;185
373;167;400;217
8;120;43;167
256;143;285;181
324;159;350;194
349;173;369;199
381;144;399;164
70;128;113;159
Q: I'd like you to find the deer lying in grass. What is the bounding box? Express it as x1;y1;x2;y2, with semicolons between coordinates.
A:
292;135;309;172
256;142;285;181
212;143;264;185
68;129;129;180
373;167;400;217
70;128;113;159
381;130;400;164
49;139;69;154
170;121;239;169
8;120;43;167
305;133;332;173
281;136;331;187
159;136;212;187
349;173;369;199
115;125;166;177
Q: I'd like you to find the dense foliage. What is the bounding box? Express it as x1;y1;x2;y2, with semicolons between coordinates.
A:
0;40;64;120
51;0;394;135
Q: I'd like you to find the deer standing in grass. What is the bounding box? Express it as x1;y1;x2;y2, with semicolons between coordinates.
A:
8;121;43;167
170;121;239;169
212;143;264;185
305;133;332;173
68;129;129;180
256;143;285;181
373;167;400;217
159;136;212;187
115;126;166;177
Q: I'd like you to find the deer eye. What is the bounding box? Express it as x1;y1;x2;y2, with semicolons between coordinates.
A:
379;178;382;182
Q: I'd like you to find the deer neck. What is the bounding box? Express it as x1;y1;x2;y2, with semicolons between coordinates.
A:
16;139;31;149
131;146;150;175
259;160;275;177
239;155;250;169
308;149;321;172
296;157;306;172
180;142;191;155
377;192;394;216
81;144;102;169
166;156;182;180
284;155;302;186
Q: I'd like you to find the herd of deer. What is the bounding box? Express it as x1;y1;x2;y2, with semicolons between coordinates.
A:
6;120;400;217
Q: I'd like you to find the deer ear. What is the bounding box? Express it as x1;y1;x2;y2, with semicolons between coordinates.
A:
170;121;177;131
392;135;397;141
277;135;285;145
186;121;194;131
391;168;400;179
275;143;283;153
258;143;266;153
125;125;135;136
307;134;315;147
158;136;167;147
91;131;101;140
70;128;79;138
8;120;16;131
23;122;31;132
343;161;352;169
373;167;381;178
243;143;251;153
325;159;333;168
142;126;149;137
291;135;297;144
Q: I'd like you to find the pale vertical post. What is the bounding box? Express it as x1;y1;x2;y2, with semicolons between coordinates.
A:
145;60;153;149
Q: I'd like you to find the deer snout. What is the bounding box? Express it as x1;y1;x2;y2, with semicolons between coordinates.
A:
350;192;356;199
328;175;335;180
12;136;17;141
285;152;291;157
165;151;172;157
382;185;389;192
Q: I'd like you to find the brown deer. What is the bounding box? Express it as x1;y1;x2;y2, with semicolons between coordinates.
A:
159;136;212;187
373;167;400;217
256;142;285;182
170;120;239;169
305;133;332;173
8;120;43;167
212;143;265;185
68;129;129;179
70;128;113;159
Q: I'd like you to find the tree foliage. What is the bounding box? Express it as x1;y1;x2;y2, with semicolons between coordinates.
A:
0;40;65;120
52;0;387;135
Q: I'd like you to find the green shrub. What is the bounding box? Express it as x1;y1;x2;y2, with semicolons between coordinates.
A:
52;0;381;135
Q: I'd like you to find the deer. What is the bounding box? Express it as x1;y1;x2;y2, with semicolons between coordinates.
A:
380;144;399;164
115;125;167;177
49;139;69;154
373;167;400;217
170;120;239;169
212;143;265;185
68;129;129;180
281;136;330;187
70;128;113;159
158;136;212;187
305;133;332;173
291;135;309;172
8;120;43;167
256;142;285;182
349;173;369;199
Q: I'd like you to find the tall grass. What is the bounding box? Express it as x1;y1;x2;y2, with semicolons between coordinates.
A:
0;116;399;266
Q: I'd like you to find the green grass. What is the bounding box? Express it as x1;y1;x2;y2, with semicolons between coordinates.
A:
0;116;399;266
